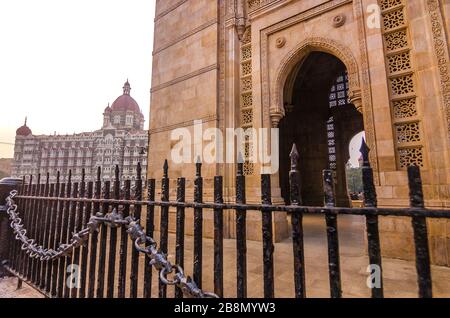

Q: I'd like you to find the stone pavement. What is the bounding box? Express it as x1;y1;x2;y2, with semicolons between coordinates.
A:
0;277;42;298
2;214;450;298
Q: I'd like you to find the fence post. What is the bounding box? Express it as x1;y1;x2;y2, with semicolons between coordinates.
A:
323;169;342;298
408;165;432;298
159;160;170;298
289;144;306;298
261;174;274;298
360;138;384;298
174;177;185;299
144;178;156;298
130;163;142;298
213;175;224;297
193;158;203;289
235;159;247;298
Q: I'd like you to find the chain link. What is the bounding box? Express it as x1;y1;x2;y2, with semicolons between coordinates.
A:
5;190;218;298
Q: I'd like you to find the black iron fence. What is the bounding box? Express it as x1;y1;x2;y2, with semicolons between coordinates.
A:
1;140;449;298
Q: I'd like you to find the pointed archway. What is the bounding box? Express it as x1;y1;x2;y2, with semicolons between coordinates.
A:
279;52;364;207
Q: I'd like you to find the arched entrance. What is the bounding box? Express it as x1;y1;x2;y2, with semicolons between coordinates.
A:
279;52;364;207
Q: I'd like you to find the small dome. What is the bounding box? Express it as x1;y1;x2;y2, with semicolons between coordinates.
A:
104;103;112;113
110;80;142;114
16;118;32;136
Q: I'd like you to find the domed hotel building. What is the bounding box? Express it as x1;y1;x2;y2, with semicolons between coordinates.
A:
12;81;148;182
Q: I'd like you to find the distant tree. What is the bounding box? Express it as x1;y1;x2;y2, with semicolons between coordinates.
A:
346;167;363;193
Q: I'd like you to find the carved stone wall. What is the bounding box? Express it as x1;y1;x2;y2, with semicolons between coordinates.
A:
379;0;425;168
240;27;255;175
426;0;450;139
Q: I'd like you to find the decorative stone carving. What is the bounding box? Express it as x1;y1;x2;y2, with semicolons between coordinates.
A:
379;0;424;168
348;89;363;113
270;111;284;128
240;26;255;175
426;0;450;138
236;0;248;41
276;37;286;48
332;14;346;28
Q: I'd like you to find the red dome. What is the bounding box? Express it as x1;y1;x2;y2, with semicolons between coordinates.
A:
16;118;32;136
111;94;141;113
110;80;142;115
16;125;32;136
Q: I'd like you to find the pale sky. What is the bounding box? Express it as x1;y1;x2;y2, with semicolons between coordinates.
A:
0;0;156;158
349;131;366;167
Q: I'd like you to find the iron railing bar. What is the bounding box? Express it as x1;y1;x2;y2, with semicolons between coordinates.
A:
158;161;169;298
117;180;131;298
261;174;275;298
14;196;450;218
63;182;79;298
129;164;142;298
193;160;203;289
408;166;433;298
174;178;185;299
106;167;120;298
323;170;342;298
143;179;156;298
289;144;306;298
235;162;247;298
213;176;224;297
96;181;110;298
78;181;93;298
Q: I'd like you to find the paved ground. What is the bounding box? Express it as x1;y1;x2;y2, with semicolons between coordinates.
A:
2;214;450;298
0;277;43;298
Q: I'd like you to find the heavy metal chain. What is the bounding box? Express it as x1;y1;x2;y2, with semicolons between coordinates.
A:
5;190;218;298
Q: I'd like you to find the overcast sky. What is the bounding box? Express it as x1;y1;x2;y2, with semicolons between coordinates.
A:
0;0;155;158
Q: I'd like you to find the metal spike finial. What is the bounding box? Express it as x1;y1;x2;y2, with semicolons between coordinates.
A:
81;169;86;183
359;137;370;165
137;162;142;180
56;171;60;183
97;167;101;181
237;151;244;164
163;159;169;178
195;156;202;177
237;151;244;176
115;165;120;181
289;143;299;171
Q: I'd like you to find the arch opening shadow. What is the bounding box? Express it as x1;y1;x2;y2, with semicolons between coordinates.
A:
279;52;364;207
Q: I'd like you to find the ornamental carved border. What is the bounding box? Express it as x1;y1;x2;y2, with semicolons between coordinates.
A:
426;0;450;139
353;0;379;182
248;0;284;13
